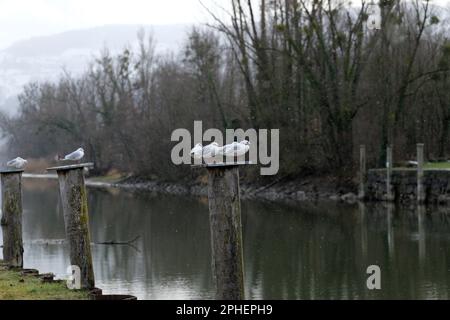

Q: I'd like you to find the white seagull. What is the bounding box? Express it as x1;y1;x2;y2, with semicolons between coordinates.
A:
6;157;28;169
222;140;251;157
190;143;203;160
60;148;85;161
202;142;221;159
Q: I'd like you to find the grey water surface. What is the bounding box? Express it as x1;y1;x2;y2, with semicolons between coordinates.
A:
1;178;449;299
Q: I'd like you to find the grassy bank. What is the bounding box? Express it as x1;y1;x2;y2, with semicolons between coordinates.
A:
0;261;88;300
424;162;450;169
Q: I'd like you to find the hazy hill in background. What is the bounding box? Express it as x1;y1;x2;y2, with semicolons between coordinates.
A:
0;24;190;115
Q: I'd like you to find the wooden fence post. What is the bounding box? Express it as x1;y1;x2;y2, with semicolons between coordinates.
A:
358;202;368;264
417;143;425;203
47;163;95;289
386;145;393;201
205;163;245;300
0;169;24;268
358;145;366;200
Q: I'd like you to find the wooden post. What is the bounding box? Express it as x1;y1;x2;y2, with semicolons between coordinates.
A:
205;163;245;300
358;202;367;264
358;145;366;200
0;169;24;268
47;163;95;289
386;145;393;201
417;143;425;203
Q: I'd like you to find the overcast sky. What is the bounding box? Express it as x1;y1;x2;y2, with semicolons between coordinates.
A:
0;0;449;50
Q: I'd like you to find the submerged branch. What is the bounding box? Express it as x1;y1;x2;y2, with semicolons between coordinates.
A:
96;235;140;246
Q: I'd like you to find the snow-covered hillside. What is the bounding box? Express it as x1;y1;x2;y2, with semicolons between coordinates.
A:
0;24;190;115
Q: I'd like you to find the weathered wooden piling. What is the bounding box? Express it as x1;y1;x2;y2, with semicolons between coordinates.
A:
47;163;95;289
199;162;246;300
386;145;393;201
0;169;24;268
417;143;425;203
358;145;366;200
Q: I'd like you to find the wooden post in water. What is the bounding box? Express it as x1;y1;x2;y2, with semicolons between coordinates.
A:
386;145;393;201
358;145;366;200
47;163;95;289
417;143;425;203
0;169;24;268
203;163;246;300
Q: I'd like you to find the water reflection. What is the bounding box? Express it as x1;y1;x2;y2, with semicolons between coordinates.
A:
386;203;395;259
1;178;450;299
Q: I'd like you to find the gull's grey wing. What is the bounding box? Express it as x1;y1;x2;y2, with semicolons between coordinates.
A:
6;158;19;166
64;150;80;160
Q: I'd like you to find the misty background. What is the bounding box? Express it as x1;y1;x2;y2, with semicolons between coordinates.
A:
0;24;190;114
0;0;221;160
1;0;450;187
0;0;221;114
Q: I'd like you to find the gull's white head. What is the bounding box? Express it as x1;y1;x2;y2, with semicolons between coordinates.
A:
78;148;84;152
191;143;202;156
241;140;251;145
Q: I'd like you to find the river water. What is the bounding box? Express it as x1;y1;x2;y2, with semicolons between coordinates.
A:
1;178;450;299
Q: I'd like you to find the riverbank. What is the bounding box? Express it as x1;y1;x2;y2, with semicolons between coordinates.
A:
0;261;88;300
23;172;357;203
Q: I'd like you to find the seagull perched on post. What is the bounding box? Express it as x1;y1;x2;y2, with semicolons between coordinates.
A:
6;157;28;169
202;142;221;159
190;143;203;160
221;140;251;157
58;148;85;161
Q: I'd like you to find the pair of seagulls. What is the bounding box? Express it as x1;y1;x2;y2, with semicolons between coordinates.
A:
190;140;250;160
5;148;85;169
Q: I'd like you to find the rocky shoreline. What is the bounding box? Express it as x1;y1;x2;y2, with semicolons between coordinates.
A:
23;173;359;203
104;176;359;203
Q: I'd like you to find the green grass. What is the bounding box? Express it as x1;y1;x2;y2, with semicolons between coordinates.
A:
376;162;450;170
0;261;88;300
424;162;450;169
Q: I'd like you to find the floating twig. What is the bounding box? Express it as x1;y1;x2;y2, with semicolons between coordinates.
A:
96;235;140;246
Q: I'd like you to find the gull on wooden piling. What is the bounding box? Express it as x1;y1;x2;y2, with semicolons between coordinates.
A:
6;157;28;169
190;143;203;160
202;142;221;159
58;148;85;161
221;140;250;157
